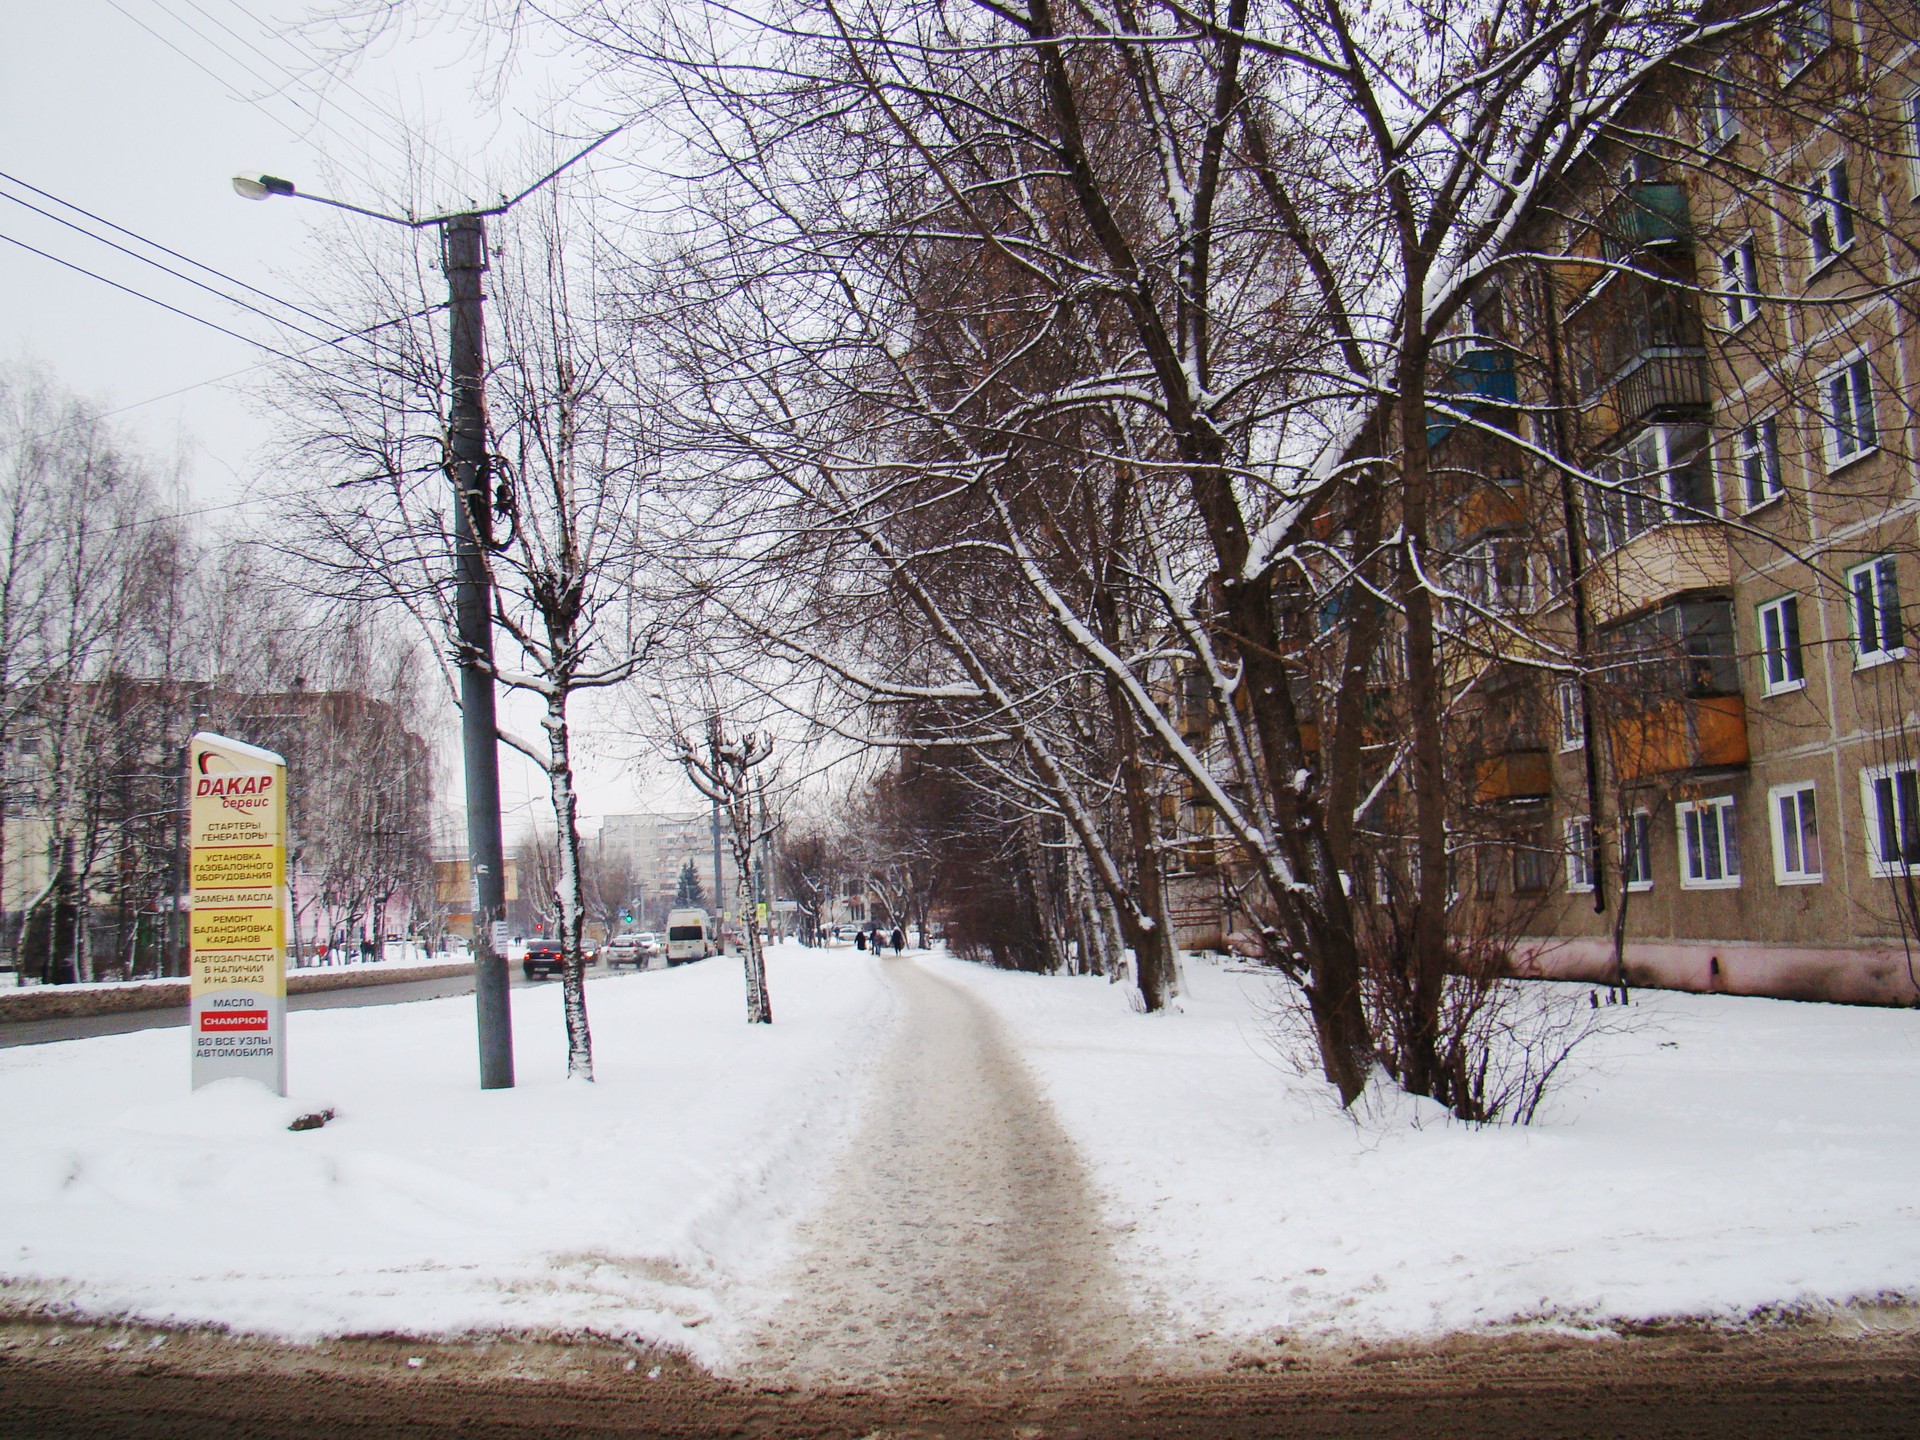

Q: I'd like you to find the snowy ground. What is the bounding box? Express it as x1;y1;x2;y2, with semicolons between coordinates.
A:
0;943;894;1367
927;952;1920;1344
3;943;1917;1367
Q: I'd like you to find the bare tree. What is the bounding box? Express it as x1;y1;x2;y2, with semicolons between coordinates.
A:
268;185;654;1079
677;713;776;1023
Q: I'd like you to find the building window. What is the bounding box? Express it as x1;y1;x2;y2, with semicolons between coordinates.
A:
1770;783;1823;884
1738;417;1783;509
1677;796;1741;889
1847;556;1903;665
1907;87;1920;198
1805;158;1856;269
1557;679;1585;751
1512;824;1553;894
1621;810;1654;891
1450;535;1533;617
1721;237;1759;329
1822;355;1877;464
1757;595;1806;694
1862;763;1920;877
1779;0;1831;81
1586;424;1713;556
1702;64;1740;151
1566;818;1595;892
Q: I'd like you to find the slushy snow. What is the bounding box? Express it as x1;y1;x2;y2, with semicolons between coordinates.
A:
927;952;1920;1341
0;944;895;1367
2;943;1918;1364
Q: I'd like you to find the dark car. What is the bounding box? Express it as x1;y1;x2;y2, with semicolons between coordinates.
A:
522;939;565;981
522;938;599;981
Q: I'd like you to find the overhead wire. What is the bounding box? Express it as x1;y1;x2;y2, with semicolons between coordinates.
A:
0;186;396;358
0;166;336;328
0;228;446;417
193;0;496;202
100;0;389;204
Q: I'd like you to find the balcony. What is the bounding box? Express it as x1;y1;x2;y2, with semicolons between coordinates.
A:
1609;695;1749;782
1588;523;1731;626
1426;348;1518;448
1597;183;1692;262
1580;345;1709;448
1474;748;1553;803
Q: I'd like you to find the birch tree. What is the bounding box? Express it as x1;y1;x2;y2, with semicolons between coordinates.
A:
269;189;653;1080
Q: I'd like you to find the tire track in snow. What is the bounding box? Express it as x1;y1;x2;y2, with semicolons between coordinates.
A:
739;954;1146;1385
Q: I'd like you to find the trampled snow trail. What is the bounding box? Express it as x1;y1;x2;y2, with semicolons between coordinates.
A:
740;955;1147;1385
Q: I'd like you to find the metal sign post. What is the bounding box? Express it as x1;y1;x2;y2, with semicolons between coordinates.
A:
188;732;288;1094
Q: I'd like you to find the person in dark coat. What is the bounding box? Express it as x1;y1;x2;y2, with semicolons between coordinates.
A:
891;926;905;955
855;929;867;951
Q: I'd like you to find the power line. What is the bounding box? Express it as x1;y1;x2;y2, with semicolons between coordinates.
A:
0;227;444;416
198;0;494;200
0;187;370;354
100;0;390;203
0;167;334;328
0;227;311;366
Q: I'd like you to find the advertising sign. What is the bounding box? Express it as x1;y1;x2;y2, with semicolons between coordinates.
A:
188;732;288;1094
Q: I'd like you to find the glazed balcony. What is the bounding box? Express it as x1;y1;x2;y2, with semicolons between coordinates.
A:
1474;748;1553;804
1587;522;1732;626
1426;348;1518;448
1610;695;1750;782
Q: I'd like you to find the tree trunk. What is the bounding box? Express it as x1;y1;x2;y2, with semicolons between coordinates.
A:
1391;339;1453;1102
545;691;595;1080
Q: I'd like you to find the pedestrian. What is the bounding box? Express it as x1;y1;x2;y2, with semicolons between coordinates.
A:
891;926;904;955
855;929;866;951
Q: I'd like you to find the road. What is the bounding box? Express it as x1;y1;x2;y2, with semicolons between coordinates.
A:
0;967;552;1048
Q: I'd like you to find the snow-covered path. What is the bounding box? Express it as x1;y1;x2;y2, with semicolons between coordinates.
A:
739;955;1149;1385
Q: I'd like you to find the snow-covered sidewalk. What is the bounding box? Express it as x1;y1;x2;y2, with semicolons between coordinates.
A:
927;953;1920;1344
0;944;893;1366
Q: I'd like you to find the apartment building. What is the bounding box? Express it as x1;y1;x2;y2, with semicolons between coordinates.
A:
1438;3;1920;1002
597;809;741;924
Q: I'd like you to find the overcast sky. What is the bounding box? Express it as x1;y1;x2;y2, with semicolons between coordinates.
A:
1;0;696;834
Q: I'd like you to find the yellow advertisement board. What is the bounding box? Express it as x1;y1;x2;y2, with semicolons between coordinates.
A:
188;732;288;1094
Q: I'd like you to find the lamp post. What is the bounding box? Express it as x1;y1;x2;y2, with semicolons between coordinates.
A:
234;136;618;1089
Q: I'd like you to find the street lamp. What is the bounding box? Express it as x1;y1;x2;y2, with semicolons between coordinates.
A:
232;133;618;1093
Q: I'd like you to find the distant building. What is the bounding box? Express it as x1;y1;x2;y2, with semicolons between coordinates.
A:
597;809;742;925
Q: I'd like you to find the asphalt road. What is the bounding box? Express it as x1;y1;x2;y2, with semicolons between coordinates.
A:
0;967;551;1049
2;1321;1916;1439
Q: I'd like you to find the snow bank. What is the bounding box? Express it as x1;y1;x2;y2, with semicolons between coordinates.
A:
926;952;1920;1342
0;943;893;1365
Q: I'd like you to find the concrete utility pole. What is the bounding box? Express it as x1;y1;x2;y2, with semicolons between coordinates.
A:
444;213;514;1090
233;129;620;1090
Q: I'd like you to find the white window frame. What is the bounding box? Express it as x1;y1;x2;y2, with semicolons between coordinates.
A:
1621;809;1655;892
1703;64;1740;152
1805;156;1856;272
1780;0;1832;83
1556;678;1585;752
1757;594;1807;695
1821;353;1878;468
1566;817;1595;893
1738;415;1783;509
1721;235;1760;330
1677;795;1742;890
1906;85;1920;199
1860;761;1920;878
1769;782;1824;885
1846;555;1904;668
